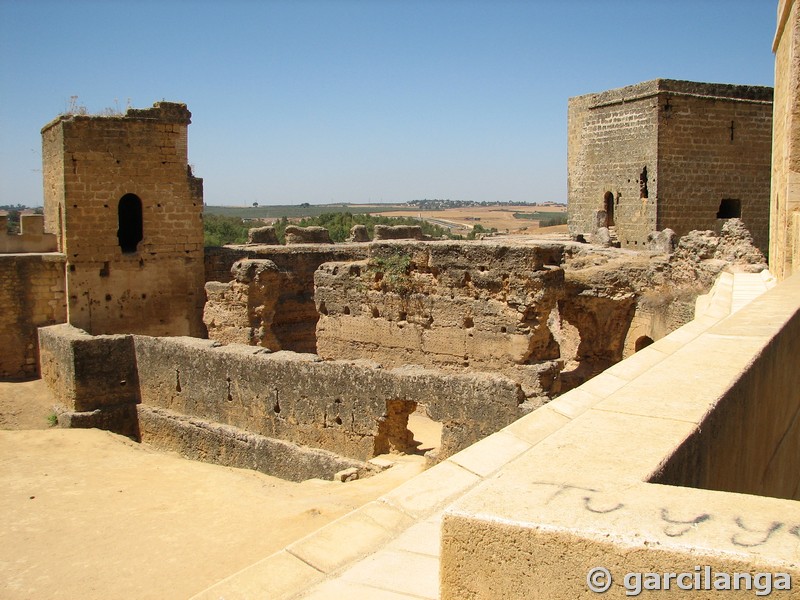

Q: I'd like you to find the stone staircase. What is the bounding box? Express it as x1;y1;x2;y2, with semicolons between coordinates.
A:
608;225;620;247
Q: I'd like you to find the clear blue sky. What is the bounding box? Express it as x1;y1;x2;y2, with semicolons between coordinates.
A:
0;0;777;206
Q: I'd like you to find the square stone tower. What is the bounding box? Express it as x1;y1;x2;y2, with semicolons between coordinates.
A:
41;101;205;336
568;79;773;254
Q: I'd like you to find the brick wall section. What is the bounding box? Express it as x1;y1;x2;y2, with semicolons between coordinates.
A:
568;79;772;254
0;254;66;379
41;102;206;337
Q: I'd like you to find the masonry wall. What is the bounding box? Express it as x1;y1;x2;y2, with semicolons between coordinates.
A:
770;0;800;279
204;244;369;352
313;242;565;401
41;102;206;337
658;84;773;255
0;254;66;379
38;324;526;475
567;81;659;246
0;215;58;253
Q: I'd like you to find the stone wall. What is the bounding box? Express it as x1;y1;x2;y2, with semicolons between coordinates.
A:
657;81;773;254
41;102;206;337
0;215;57;253
770;0;800;279
568;79;773;254
0;254;66;379
314;241;565;401
440;271;800;600
204;244;369;352
38;324;525;477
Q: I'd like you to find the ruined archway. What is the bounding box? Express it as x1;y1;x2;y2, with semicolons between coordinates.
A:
374;399;419;456
634;335;655;352
117;193;143;254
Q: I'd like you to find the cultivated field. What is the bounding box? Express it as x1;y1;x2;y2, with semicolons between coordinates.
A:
368;204;567;234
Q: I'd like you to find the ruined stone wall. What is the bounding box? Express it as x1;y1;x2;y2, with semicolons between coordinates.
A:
770;0;800;279
204;244;369;352
38;324;525;476
314;242;565;400
567;81;659;245
0;254;66;379
41;102;206;337
657;82;773;255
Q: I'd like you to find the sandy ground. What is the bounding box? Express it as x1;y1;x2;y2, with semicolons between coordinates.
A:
0;380;433;599
371;204;567;234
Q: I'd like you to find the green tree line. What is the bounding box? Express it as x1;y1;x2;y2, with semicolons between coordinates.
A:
204;211;460;246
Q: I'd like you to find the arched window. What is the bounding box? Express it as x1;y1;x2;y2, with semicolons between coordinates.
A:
117;193;143;253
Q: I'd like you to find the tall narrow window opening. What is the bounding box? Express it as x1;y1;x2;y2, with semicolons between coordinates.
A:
118;193;143;253
604;191;615;227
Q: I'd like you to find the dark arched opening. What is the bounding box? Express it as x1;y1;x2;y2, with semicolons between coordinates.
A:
604;191;615;227
634;335;654;352
117;193;143;253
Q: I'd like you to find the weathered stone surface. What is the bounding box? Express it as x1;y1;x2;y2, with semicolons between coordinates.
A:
0;214;58;253
38;323;526;467
591;210;607;232
203;259;283;348
670;218;767;284
138;405;368;482
314;242;565;398
38;323;140;437
347;224;369;242
203;246;369;352
589;226;611;247
373;225;424;241
646;228;676;254
285;225;332;245
247;225;279;245
0;253;66;380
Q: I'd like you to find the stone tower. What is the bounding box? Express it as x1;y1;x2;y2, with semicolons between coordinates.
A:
568;79;773;254
41;101;205;337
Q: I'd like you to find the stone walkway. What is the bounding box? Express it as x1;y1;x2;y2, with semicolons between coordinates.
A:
191;271;774;600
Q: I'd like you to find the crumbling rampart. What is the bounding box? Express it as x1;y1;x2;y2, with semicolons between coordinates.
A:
38;323;526;478
203;244;369;352
314;241;565;401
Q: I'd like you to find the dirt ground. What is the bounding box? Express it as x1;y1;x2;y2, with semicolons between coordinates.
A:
0;380;431;600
